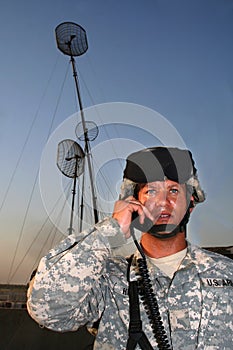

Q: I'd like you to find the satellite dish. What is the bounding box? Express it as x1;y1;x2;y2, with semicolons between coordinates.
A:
75;121;99;141
56;139;85;235
55;22;88;57
57;139;85;178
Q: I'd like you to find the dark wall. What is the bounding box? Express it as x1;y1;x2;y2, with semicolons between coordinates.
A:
0;309;94;350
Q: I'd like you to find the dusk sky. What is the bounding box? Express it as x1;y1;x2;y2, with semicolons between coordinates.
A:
0;0;232;284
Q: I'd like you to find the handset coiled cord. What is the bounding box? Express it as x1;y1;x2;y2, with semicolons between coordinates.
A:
130;226;172;350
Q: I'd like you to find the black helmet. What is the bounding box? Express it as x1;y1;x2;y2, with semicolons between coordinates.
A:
121;146;205;204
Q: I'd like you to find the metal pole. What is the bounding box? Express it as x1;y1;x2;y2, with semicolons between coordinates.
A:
68;155;79;235
70;55;99;224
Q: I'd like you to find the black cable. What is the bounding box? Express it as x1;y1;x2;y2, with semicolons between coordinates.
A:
130;226;172;350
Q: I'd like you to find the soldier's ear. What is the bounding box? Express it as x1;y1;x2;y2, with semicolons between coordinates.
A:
189;196;195;213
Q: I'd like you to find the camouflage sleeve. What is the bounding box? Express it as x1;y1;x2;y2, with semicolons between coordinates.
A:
27;217;125;332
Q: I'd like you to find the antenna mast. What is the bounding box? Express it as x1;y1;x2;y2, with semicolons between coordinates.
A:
55;22;99;229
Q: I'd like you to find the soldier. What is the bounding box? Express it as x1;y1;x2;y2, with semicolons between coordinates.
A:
27;147;233;349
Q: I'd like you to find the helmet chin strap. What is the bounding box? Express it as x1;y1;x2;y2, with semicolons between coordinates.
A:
147;224;183;239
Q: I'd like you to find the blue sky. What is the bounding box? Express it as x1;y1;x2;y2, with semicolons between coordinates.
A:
0;0;232;284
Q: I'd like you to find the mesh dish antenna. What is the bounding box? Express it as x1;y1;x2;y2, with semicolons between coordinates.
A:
75;121;99;142
57;139;85;235
55;22;88;57
57;139;85;178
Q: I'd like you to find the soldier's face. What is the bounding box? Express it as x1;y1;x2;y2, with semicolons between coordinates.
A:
138;180;190;227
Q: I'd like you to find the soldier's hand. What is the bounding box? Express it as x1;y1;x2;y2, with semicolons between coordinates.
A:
112;196;154;239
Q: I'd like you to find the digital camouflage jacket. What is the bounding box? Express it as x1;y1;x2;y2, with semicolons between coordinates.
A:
27;217;233;349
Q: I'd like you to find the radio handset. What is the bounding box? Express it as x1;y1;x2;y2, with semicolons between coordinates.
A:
131;211;154;233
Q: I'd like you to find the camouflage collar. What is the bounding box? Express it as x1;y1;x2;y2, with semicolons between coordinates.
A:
131;242;221;278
